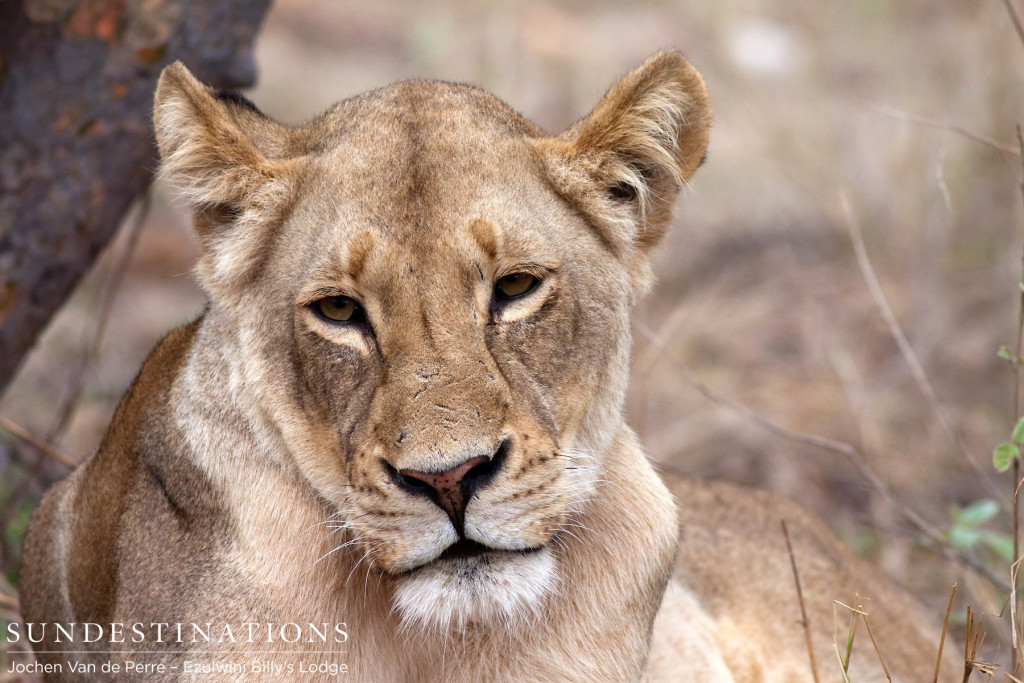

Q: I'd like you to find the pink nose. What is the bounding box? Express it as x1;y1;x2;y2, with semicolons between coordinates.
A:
398;455;491;532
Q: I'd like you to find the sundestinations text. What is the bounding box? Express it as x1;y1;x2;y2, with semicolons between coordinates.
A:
6;622;348;644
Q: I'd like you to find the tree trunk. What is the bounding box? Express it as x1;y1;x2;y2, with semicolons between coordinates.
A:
0;0;273;390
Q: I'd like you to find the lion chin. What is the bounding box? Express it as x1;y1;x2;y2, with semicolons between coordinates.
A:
393;545;557;632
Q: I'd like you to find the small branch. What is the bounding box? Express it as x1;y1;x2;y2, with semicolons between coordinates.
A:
783;520;820;683
1004;0;1024;51
859;610;892;682
1013;124;1024;676
0;417;76;468
935;582;957;683
872;106;1020;159
46;192;150;443
841;194;998;493
0;191;144;573
0;592;18;611
636;321;1011;592
1013;555;1024;675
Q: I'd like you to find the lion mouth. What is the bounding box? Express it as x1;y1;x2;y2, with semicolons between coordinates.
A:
395;543;558;629
434;539;545;563
438;538;491;561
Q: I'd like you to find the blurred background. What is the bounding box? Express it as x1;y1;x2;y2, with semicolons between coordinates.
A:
2;0;1023;670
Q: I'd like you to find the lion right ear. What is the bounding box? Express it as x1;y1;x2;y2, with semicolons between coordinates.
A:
536;52;711;257
154;62;298;295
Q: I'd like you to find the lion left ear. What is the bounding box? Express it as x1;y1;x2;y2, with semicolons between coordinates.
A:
537;52;711;255
154;61;300;298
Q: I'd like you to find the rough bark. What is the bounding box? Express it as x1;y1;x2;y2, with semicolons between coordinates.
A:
0;0;273;390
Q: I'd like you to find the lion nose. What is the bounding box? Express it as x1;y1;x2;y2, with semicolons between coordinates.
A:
394;448;503;534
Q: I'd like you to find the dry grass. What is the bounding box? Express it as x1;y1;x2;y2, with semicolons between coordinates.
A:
937;583;958;682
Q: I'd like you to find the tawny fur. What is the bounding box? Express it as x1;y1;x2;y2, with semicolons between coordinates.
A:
20;53;954;682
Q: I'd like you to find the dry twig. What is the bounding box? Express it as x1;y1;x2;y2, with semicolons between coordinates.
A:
636;321;1011;591
871;106;1020;160
1011;124;1024;678
1012;556;1024;675
0;417;75;469
1004;0;1024;51
841;194;998;493
783;520;820;683
0;195;148;570
0;592;18;611
47;191;151;443
859;608;892;682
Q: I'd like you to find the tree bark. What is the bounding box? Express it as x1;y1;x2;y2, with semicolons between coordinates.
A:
0;0;273;390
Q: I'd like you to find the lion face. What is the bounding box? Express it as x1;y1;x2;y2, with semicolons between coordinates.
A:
261;94;625;630
154;54;709;631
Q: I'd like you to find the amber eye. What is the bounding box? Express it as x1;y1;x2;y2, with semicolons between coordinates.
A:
314;296;364;323
495;273;539;300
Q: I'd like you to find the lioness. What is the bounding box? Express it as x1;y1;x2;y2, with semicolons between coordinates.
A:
20;53;953;681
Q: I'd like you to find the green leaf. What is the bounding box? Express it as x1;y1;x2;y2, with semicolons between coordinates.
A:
994;443;1020;472
980;532;1016;563
949;525;982;551
1000;345;1014;360
959;499;1000;526
1012;418;1024;445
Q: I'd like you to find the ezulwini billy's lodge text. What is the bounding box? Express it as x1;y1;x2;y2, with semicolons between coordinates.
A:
7;659;349;677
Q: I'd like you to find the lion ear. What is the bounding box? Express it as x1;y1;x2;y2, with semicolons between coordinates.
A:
538;52;711;254
153;61;297;295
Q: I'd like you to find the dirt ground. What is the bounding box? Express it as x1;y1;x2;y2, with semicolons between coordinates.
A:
2;0;1024;676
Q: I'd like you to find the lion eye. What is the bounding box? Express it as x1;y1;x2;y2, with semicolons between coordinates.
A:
495;273;539;300
314;296;363;323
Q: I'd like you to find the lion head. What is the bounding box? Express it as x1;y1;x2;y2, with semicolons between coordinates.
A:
153;53;710;632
